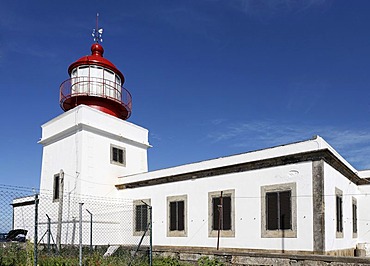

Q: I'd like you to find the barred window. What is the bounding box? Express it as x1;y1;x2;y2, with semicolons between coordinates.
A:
133;199;150;236
135;204;148;232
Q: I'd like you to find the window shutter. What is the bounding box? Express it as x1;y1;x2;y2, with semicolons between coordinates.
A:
169;201;177;231
118;149;124;164
353;203;357;233
222;197;232;230
178;201;185;231
279;191;291;230
266;192;278;230
113;148;118;162
212;197;220;230
336;196;343;232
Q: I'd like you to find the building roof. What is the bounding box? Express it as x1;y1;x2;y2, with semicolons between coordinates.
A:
68;43;125;83
116;136;369;189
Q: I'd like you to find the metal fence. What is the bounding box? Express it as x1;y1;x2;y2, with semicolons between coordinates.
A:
0;185;152;266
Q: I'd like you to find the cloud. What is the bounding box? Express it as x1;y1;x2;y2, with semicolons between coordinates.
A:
5;41;57;59
231;0;330;20
285;81;330;114
150;133;162;141
206;120;370;169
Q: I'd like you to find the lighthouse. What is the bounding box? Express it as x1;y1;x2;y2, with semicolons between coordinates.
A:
38;25;150;199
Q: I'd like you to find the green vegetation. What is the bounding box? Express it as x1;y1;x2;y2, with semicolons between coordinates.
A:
198;256;224;266
0;244;225;266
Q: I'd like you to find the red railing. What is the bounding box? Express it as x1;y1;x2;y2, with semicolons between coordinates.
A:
59;77;132;112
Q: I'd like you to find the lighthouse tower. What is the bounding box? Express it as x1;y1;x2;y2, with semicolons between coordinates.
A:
38;27;150;199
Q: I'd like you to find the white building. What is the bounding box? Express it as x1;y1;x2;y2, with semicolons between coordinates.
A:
12;39;370;257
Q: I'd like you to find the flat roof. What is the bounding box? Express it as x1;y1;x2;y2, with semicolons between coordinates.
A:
116;135;366;189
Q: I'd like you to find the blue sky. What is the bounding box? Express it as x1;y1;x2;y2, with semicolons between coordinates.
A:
1;0;370;188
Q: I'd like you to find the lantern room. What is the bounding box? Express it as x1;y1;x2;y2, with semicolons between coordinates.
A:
59;43;132;120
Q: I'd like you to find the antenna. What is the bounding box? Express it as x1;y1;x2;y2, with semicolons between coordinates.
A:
92;13;103;43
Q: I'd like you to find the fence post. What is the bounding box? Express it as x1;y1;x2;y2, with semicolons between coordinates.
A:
149;205;153;266
47;214;51;251
34;193;39;266
86;209;93;253
56;169;64;251
79;202;84;266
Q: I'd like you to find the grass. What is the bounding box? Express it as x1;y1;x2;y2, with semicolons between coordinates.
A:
0;243;224;266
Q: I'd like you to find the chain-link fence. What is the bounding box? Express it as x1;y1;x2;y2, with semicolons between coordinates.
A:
0;185;152;265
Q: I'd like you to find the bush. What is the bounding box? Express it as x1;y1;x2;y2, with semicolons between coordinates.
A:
198;256;224;266
0;242;31;266
152;256;193;266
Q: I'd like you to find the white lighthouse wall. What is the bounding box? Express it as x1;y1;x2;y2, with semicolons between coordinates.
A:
323;162;360;253
119;161;314;252
39;105;149;194
36;105;150;245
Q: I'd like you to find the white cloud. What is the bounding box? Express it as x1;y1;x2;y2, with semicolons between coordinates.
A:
231;0;330;19
206;120;370;169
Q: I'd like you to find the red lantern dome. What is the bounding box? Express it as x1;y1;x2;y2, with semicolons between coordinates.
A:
59;42;132;120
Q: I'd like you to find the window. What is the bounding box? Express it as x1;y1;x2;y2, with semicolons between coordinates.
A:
212;195;232;231
170;201;184;231
53;174;60;202
167;195;187;237
208;190;235;237
336;188;343;238
266;190;291;230
353;197;357;238
110;145;125;166
133;199;150;236
136;205;148;231
261;183;297;238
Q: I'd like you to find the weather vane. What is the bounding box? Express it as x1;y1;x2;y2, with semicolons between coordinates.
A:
92;13;103;43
